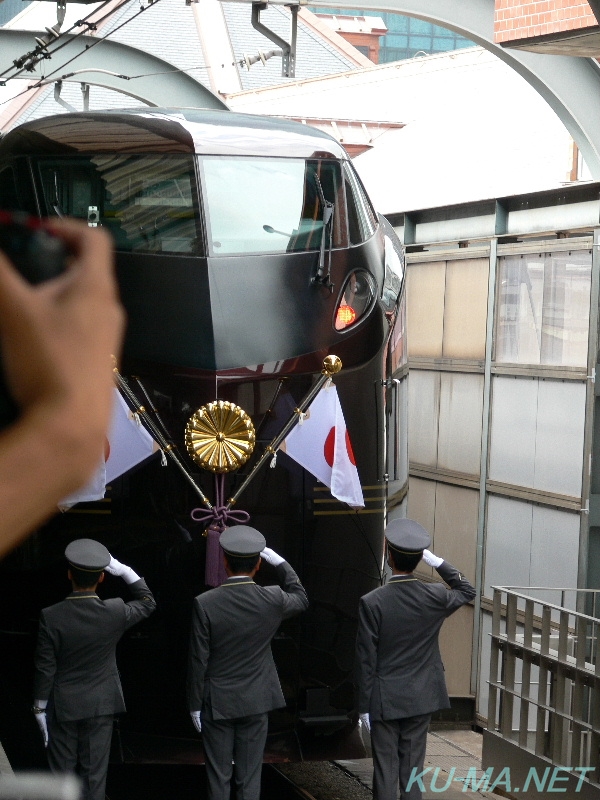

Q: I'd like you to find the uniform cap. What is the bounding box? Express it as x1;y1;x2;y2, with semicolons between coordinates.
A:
220;526;266;557
65;538;111;571
385;518;431;555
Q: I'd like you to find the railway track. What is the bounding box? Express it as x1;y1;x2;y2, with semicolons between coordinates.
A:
104;764;322;800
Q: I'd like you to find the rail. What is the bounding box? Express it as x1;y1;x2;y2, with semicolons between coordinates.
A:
486;586;600;796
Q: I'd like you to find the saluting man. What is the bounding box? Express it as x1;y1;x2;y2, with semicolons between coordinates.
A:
187;525;309;800
355;519;476;800
32;538;156;800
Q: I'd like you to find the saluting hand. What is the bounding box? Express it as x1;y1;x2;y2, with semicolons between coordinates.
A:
260;547;285;566
422;549;444;568
105;556;141;584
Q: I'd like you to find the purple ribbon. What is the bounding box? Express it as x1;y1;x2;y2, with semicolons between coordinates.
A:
191;474;250;587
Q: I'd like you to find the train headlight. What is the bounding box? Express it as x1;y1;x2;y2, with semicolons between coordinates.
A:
334;270;375;331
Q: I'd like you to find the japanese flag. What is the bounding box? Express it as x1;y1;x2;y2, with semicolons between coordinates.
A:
59;389;159;509
280;385;364;508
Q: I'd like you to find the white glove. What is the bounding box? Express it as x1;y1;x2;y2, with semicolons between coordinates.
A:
422;549;444;569
260;547;285;567
190;710;202;733
33;700;48;747
359;713;370;732
105;556;141;585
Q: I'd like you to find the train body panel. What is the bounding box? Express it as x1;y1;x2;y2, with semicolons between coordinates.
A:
0;109;406;767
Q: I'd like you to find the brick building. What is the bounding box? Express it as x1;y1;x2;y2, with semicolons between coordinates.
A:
494;0;600;55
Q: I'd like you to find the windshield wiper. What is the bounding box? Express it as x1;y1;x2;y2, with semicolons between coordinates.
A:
312;175;334;292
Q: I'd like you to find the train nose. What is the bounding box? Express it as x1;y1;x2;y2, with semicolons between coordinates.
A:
117;251;335;372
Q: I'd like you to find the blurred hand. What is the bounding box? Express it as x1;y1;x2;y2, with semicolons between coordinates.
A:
359;713;370;732
0;219;125;556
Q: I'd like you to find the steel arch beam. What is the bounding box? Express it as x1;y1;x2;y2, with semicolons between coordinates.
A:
309;0;600;178
0;30;227;109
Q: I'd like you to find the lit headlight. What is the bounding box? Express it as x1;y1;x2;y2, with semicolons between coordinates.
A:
334;270;375;331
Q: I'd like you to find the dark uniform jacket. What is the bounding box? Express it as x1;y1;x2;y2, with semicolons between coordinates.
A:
34;578;156;722
356;561;475;721
187;562;308;720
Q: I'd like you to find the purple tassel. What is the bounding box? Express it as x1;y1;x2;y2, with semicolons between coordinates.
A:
205;526;228;587
191;474;251;588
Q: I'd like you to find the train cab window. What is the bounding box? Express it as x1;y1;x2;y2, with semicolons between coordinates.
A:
200;156;347;256
343;163;378;245
36;155;201;254
0;166;20;211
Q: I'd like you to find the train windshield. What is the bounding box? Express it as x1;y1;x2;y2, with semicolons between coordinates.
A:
199;157;347;256
37;155;201;254
35;154;354;256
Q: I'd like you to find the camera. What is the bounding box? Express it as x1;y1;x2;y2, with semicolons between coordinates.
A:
0;211;69;427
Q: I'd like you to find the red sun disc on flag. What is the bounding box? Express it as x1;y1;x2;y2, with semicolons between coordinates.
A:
324;427;335;467
346;430;356;466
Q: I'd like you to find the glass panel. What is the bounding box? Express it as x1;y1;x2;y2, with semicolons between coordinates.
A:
406;261;445;358
433;482;478;580
489;376;537;488
490;376;585;497
343;162;377;245
485;495;533;597
408;370;439;467
437;372;484;476
534;379;585;497
443;258;489;360
407;476;436;538
439;606;474;696
495;250;591;367
530;506;580;602
37;155;201;254
201;157;346;255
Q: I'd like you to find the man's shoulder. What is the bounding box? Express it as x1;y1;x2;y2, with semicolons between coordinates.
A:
41;598;70;617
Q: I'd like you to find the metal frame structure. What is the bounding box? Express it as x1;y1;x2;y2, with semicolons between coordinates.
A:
389;182;600;726
0;0;599;175
485;585;600;798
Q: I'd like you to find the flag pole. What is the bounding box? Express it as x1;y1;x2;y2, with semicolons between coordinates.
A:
113;365;213;509
226;355;341;509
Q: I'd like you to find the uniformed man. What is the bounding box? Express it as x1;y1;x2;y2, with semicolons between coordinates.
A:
355;518;476;800
187;525;309;800
32;538;156;800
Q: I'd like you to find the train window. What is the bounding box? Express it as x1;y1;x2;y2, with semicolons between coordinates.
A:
36;155;202;254
0;166;20;211
200;156;347;255
343;163;378;245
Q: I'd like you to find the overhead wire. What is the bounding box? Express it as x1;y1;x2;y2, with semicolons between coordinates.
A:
0;0;117;82
0;0;168;107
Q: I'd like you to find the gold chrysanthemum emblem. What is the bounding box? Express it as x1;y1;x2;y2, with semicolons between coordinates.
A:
185;401;255;473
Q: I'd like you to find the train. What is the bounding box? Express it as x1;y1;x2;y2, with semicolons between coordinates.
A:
0;108;407;767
